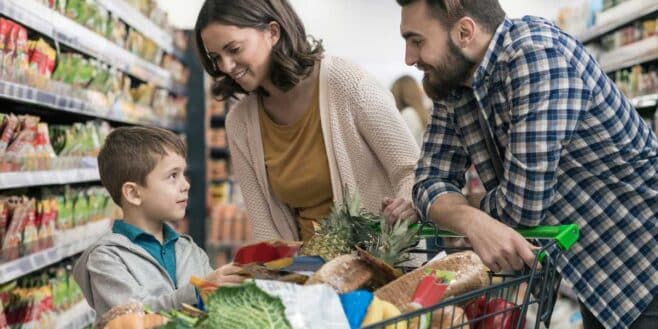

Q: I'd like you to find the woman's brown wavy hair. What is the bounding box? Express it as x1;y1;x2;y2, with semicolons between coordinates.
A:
194;0;324;100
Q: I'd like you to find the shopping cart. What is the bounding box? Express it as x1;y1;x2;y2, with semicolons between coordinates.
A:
364;223;580;329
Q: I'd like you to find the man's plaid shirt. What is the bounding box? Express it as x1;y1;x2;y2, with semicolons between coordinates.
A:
413;16;658;329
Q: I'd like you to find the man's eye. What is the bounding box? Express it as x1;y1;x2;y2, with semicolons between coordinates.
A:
413;40;423;47
230;47;240;54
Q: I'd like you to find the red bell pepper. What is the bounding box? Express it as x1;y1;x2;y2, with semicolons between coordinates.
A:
464;295;487;329
464;296;525;329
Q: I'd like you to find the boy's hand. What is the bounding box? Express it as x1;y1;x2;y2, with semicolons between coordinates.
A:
205;263;245;286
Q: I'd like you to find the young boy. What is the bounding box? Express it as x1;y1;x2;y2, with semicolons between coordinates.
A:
73;126;243;317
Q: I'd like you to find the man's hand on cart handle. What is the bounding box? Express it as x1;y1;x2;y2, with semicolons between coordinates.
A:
464;213;538;272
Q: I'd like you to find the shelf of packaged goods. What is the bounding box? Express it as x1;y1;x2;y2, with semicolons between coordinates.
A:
576;0;658;44
599;35;658;73
172;48;187;62
0;168;100;190
210;148;230;159
631;93;658;108
56;300;96;329
171;81;187;96
96;0;173;54
0;80;182;131
0;219;111;284
0;0;183;94
210;115;226;127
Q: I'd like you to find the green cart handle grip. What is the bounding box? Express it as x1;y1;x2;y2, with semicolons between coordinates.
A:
415;224;580;263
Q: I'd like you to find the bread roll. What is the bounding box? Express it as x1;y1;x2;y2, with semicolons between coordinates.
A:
306;254;374;293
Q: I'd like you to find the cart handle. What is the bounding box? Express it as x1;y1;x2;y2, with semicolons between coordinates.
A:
416;224;579;251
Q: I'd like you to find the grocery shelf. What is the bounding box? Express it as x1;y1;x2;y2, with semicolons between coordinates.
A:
171;81;188;96
0;168;100;190
631;93;658;108
56;300;96;329
97;0;173;54
576;0;658;43
211;147;230;159
599;35;658;73
0;79;182;131
0;0;182;94
0;219;111;284
210;115;225;127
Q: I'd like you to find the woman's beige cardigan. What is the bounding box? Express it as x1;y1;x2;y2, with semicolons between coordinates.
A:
226;56;420;241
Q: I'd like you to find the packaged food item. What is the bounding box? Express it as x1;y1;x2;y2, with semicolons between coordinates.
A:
0;114;18;156
2;197;27;260
14;25;29;77
1;20;18;78
72;190;88;227
21;199;39;255
0;200;8;250
0;18;15;74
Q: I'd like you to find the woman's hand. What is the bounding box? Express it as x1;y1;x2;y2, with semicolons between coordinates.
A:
382;197;418;224
205;263;245;287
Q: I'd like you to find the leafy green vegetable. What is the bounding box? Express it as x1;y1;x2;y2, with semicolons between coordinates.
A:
197;282;291;329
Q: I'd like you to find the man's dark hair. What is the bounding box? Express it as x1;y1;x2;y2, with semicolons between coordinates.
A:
397;0;506;33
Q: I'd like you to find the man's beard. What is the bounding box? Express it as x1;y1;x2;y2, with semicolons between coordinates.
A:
421;38;477;100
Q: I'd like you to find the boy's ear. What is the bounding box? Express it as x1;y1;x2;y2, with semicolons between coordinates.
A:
122;182;142;206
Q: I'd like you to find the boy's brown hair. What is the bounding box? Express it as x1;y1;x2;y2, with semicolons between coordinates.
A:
97;126;187;205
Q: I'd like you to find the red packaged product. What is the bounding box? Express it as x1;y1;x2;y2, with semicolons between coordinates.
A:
0;201;7;249
0;19;14;52
2;197;26;260
14;25;28;72
2;22;19;74
0;113;18;156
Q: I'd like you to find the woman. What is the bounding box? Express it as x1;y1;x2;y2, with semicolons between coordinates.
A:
195;0;420;241
391;75;429;146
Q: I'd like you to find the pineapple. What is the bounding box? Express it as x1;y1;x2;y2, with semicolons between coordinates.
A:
300;187;419;267
299;189;376;261
366;217;420;267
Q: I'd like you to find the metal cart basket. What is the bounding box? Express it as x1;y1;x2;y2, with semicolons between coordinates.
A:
364;223;580;329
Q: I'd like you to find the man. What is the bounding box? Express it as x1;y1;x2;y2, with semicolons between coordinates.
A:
397;1;658;329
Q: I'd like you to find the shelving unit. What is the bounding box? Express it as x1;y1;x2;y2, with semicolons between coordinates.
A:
0;168;100;190
599;35;658;73
575;0;658;43
0;0;180;93
0;79;183;131
0;0;189;327
0;219;111;284
56;301;96;329
573;0;658;112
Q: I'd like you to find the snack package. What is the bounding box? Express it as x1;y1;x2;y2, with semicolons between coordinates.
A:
1;20;18;78
0;114;18;156
21;199;38;255
0;200;8;250
14;25;29;77
2;197;27;260
0;18;15;74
